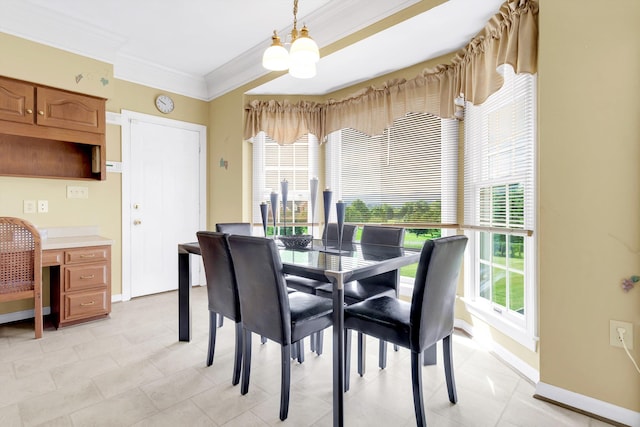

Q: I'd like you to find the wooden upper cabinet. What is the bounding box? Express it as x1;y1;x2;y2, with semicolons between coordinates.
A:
0;75;106;180
36;86;105;134
0;77;35;125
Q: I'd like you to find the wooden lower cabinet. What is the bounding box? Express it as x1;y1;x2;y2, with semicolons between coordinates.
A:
44;245;111;327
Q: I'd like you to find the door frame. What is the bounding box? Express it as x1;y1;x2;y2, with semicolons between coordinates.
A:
120;110;207;301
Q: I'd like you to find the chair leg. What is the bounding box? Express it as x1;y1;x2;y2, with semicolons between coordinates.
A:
34;289;43;339
316;330;324;355
232;322;242;386
411;351;427;427
291;342;298;360
241;329;252;395
310;332;316;352
280;344;291;421
378;339;387;369
443;335;458;403
261;335;267;344
207;311;217;366
296;340;305;364
422;343;437;366
217;313;224;328
345;329;352;392
357;332;366;376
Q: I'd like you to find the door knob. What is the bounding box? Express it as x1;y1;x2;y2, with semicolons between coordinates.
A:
133;219;142;225
133;203;140;209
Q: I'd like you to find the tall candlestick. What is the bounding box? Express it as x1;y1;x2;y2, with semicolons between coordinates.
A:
322;188;332;247
270;191;278;234
281;179;288;236
336;200;345;248
309;177;318;239
260;202;268;237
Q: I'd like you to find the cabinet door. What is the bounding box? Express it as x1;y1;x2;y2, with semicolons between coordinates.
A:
36;86;105;134
0;77;35;124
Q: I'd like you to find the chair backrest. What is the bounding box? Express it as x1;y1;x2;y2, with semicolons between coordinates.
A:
358;225;405;288
322;223;358;243
228;235;291;345
410;235;468;353
215;223;252;236
196;231;241;321
360;225;405;246
0;217;42;298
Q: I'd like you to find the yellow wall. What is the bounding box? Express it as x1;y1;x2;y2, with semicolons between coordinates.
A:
1;0;639;416
538;0;640;412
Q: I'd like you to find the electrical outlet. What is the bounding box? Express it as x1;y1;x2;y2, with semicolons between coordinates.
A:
610;320;633;350
66;185;89;199
23;200;36;214
37;200;48;213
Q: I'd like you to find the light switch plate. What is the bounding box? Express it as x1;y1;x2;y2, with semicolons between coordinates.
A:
23;200;36;214
67;185;89;199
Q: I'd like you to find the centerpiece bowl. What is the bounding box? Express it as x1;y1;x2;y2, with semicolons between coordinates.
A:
279;234;313;249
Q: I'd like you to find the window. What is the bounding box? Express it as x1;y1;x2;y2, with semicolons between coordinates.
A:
326;112;458;283
252;132;319;235
463;64;537;349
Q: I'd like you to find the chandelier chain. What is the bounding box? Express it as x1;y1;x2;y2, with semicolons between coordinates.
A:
292;0;298;32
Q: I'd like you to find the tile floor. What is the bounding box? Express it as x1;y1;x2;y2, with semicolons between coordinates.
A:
0;286;613;426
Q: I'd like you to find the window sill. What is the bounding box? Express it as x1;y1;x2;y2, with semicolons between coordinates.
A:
460;297;538;352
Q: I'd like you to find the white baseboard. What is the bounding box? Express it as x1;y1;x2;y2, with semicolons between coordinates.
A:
454;318;540;383
0;306;52;324
535;382;640;427
111;294;122;303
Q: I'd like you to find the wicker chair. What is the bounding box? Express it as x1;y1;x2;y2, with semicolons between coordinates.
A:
0;217;43;339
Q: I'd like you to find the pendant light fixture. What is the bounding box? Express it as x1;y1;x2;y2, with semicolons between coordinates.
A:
262;0;320;78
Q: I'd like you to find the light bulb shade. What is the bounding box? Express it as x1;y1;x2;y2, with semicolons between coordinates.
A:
289;60;316;79
289;31;320;65
263;44;289;71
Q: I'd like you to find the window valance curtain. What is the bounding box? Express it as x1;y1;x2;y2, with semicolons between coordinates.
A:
244;0;538;145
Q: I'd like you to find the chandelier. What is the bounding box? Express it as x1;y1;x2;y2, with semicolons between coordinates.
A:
262;0;320;79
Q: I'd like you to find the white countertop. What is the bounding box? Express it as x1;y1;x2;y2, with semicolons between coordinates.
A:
38;226;114;250
42;235;113;250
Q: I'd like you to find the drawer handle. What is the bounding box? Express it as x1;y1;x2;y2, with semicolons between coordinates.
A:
80;274;96;280
80;254;96;258
80;301;96;306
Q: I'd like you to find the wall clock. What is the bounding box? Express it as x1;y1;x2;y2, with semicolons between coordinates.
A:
155;94;174;114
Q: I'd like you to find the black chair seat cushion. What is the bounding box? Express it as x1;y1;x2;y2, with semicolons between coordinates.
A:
288;292;333;343
286;276;329;294
315;281;396;305
344;296;411;349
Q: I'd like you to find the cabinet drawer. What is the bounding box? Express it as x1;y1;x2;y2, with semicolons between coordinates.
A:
65;246;109;264
64;289;108;321
42;250;63;267
65;264;108;292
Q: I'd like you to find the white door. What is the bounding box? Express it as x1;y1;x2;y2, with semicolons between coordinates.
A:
122;111;206;299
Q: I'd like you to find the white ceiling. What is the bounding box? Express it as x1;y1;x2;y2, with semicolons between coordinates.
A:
0;0;504;100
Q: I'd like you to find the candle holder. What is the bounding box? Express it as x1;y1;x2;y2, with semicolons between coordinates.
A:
270;191;278;236
336;200;345;252
309;177;318;246
281;179;289;236
322;189;332;249
260;202;268;237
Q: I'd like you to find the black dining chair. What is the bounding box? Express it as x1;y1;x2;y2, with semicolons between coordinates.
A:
285;223;357;355
196;231;242;385
215;222;252;235
316;225;405;374
212;223;251;328
227;234;333;421
343;235;468;427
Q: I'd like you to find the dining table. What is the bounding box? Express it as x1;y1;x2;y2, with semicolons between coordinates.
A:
177;238;421;427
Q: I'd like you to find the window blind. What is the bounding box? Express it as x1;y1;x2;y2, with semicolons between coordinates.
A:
463;64;536;234
252;132;319;225
326;112;458;225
